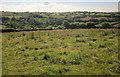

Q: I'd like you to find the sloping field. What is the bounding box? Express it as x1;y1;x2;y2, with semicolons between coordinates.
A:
2;29;119;75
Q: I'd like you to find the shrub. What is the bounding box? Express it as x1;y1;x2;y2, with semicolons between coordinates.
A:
101;22;111;28
112;23;120;28
46;26;53;30
86;22;96;28
57;25;65;29
70;22;87;29
78;23;87;28
70;22;80;29
96;22;111;29
62;20;70;29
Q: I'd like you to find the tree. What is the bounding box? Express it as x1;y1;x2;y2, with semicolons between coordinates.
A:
86;22;96;28
79;23;87;28
102;22;111;28
57;25;65;29
62;20;70;29
70;22;80;29
8;21;20;29
96;22;111;29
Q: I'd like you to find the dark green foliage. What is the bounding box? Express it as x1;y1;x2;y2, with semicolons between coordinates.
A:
96;22;111;29
57;26;65;29
78;23;87;28
86;22;96;28
62;20;70;29
2;11;119;30
102;22;111;28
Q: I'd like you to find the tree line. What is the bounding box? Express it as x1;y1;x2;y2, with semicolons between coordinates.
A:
1;11;120;31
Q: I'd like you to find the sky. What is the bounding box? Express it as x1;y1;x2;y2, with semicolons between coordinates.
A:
2;0;120;2
0;0;119;12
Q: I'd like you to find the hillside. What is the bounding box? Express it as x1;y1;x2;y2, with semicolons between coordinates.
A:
1;11;120;30
2;29;119;75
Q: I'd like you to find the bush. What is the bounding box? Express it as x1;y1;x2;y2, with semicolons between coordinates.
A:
70;22;80;29
57;25;65;29
62;20;70;29
78;23;87;28
112;23;120;29
96;22;111;29
46;26;53;30
101;22;111;28
70;22;87;29
86;22;96;28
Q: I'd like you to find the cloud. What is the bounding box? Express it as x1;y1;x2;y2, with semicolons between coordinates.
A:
1;2;118;12
1;2;79;12
2;0;120;2
44;2;51;5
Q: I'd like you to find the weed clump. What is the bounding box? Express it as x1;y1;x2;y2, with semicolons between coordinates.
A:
23;33;25;36
43;54;50;60
98;44;106;48
16;42;19;44
76;35;80;37
35;48;38;50
31;33;35;39
102;32;108;36
76;38;85;43
92;39;97;42
25;46;29;49
21;49;25;51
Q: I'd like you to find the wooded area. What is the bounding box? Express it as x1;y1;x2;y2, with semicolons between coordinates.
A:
1;11;120;31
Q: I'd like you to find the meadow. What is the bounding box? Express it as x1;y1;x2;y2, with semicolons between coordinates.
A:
0;32;2;76
2;29;119;75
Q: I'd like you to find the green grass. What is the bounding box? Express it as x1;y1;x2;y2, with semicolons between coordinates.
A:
2;29;119;75
0;33;2;76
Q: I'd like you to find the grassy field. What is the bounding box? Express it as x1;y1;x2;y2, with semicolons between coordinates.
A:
0;32;2;76
2;29;119;75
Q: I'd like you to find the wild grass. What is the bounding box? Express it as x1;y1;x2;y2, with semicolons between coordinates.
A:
2;29;119;75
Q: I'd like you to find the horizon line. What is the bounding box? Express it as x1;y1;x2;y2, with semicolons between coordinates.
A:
1;11;119;13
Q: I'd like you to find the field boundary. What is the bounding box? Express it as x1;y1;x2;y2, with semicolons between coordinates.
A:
0;28;119;33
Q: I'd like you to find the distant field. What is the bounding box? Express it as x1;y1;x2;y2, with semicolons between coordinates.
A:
2;29;119;75
2;11;120;30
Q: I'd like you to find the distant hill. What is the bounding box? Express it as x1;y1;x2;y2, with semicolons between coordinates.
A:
1;11;120;30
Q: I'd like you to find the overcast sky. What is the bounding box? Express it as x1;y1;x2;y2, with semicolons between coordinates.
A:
1;0;119;12
2;0;120;2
